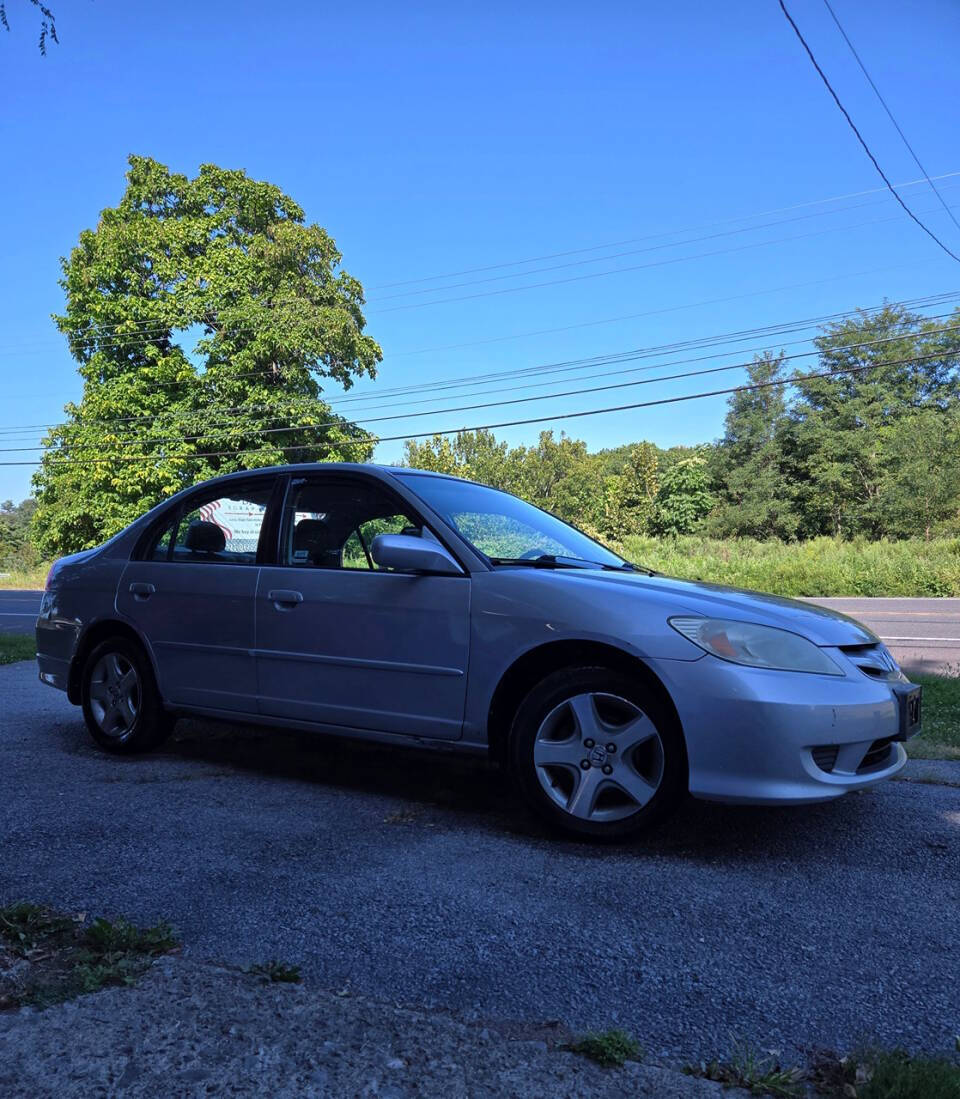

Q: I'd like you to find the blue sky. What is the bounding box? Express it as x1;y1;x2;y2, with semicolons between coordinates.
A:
1;0;959;501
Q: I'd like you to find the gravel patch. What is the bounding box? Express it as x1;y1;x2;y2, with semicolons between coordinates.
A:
2;662;959;1066
897;758;960;788
0;957;734;1098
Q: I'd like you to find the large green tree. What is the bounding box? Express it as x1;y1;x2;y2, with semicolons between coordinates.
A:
650;451;716;536
708;352;799;539
0;498;38;567
783;305;960;538
601;442;660;541
33;156;381;554
873;406;960;539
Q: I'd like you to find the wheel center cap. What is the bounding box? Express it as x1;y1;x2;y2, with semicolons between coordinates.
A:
589;745;607;766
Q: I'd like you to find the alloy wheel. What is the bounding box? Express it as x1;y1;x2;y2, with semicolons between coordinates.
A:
88;652;141;738
533;692;664;822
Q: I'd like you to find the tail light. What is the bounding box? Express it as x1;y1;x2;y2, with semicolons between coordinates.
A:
45;561;60;590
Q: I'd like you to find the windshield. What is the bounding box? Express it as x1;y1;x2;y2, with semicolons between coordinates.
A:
395;473;628;568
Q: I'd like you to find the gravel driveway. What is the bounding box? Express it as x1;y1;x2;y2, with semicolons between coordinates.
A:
1;660;958;1067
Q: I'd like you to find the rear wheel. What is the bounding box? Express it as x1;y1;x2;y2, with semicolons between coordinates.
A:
80;637;172;754
508;666;686;840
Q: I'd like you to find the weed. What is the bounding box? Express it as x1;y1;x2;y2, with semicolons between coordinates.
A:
248;960;302;984
0;904;179;1010
84;916;178;956
567;1028;643;1068
0;902;74;956
809;1047;960;1099
684;1041;803;1096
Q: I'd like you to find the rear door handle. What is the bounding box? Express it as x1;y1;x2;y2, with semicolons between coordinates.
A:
267;589;303;608
129;582;155;600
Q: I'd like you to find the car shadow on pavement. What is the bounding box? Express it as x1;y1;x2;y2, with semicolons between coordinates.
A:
139;716;886;865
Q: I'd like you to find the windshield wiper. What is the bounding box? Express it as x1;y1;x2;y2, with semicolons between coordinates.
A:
490;554;658;574
488;555;589;569
616;561;659;576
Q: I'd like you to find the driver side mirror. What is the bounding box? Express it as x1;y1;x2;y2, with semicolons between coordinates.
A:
370;533;463;575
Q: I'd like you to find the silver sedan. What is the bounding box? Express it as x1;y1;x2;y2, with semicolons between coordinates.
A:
36;463;922;840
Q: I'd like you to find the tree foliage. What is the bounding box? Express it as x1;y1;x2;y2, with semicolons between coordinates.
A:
33;156;381;555
0;498;38;567
402;307;960;546
0;0;57;53
650;452;715;535
711;304;960;540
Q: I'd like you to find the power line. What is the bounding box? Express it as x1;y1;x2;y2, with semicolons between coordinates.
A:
369;188;954;303
2;259;938;390
822;0;960;236
366;169;960;290
369;203;960;314
778;0;960;265
382;262;942;359
4;184;959;364
1;291;956;439
3;348;955;468
10;328;959;458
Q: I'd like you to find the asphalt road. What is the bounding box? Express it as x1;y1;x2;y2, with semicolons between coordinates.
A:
0;590;42;637
806;597;960;676
1;661;958;1065
4;589;959;671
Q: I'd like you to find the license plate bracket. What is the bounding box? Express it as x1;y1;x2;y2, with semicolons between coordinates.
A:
892;683;922;740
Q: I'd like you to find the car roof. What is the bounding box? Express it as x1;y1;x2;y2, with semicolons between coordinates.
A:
186;463;474;491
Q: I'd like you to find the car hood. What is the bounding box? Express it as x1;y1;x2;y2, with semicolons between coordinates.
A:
555;569;877;647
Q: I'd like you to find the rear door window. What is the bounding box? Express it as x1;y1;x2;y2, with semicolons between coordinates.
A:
146;482;275;565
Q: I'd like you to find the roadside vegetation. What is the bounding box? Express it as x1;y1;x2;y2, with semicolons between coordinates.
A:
0;903;179;1010
618;535;960;597
908;673;960;760
0;634;35;665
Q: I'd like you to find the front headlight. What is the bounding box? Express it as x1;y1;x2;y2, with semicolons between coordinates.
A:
669;616;843;675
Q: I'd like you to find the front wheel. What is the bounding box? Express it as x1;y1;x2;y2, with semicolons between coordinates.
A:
80;637;172;754
508;666;686;840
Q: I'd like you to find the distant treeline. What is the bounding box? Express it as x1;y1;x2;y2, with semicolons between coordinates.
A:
0;498;37;569
404;305;960;543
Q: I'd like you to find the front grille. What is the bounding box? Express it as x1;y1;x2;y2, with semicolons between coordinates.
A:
840;643;901;681
857;737;895;773
812;745;839;773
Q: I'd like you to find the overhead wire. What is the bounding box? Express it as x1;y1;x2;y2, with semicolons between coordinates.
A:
0;290;956;440
366;169;960;290
778;0;960;264
821;0;960;235
2;348;955;468
3;179;960;362
6;325;958;457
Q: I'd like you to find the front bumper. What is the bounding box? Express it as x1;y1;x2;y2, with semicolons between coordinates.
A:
652;653;912;805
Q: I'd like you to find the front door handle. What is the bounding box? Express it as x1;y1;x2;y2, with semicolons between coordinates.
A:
267;589;303;608
129;582;155;600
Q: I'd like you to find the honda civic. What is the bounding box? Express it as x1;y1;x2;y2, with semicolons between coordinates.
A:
36;463;922;839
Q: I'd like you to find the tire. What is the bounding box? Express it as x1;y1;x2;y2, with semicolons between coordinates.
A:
80;637;173;755
508;665;686;840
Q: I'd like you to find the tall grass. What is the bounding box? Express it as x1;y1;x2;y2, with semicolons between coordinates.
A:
0;560;51;590
618;536;960;597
